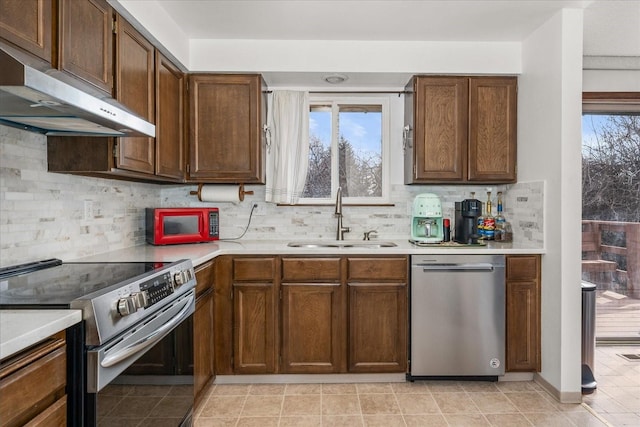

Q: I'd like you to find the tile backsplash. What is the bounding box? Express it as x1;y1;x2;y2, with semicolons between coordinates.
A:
1;125;544;266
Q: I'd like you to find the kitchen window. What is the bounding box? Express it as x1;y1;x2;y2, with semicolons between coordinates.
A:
299;96;390;204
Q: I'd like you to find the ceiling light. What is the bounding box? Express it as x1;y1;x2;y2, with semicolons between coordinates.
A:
323;74;348;84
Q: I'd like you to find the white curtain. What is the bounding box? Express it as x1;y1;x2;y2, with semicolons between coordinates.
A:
265;90;310;204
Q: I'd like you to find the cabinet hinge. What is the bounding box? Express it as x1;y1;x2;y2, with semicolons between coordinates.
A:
113;142;119;159
112;18;117;34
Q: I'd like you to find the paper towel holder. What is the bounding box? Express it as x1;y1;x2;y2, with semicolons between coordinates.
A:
189;183;254;202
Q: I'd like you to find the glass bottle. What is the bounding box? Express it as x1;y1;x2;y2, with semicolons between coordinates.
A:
483;191;495;240
472;192;484;239
495;191;506;241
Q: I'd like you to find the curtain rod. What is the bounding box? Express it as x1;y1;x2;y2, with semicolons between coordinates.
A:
262;90;410;95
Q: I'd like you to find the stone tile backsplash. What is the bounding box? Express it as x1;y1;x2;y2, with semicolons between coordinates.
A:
1;125;544;266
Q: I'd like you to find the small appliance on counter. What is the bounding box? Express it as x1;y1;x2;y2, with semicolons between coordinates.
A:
410;193;443;244
146;207;219;245
454;198;483;244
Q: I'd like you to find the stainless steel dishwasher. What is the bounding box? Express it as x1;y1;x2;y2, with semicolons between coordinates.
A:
408;254;506;380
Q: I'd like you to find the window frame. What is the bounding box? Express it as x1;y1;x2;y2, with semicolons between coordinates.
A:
298;94;391;205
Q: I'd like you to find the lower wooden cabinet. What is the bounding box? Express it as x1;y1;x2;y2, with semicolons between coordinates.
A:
0;332;67;427
348;282;407;373
281;283;344;373
505;255;541;372
194;261;215;406
233;283;277;374
214;255;408;375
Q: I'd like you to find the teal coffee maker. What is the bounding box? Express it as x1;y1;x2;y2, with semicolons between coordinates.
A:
411;193;444;243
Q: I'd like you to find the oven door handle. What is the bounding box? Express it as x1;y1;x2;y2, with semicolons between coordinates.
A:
101;292;194;368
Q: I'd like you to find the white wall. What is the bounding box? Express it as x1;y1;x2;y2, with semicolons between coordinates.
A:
519;9;584;401
189;39;521;75
0;126;160;266
116;0;190;66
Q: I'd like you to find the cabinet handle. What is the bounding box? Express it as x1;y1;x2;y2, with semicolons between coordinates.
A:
263;124;272;152
402;125;412;151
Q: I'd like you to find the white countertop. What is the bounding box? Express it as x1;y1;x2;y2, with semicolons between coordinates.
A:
0;310;82;360
70;239;545;265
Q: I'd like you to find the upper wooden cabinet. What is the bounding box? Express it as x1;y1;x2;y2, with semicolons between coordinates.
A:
58;0;114;94
188;74;266;183
404;75;517;184
155;51;186;180
0;0;53;63
114;14;155;175
48;19;186;184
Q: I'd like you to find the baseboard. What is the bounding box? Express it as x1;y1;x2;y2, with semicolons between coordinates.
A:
215;373;406;384
499;372;534;382
534;373;582;403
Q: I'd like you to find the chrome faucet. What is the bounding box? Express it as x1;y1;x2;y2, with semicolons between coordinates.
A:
335;187;350;240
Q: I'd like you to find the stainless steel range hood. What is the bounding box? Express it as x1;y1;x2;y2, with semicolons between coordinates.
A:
0;47;155;137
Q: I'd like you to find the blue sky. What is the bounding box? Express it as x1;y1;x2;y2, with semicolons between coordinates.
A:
582;114;608;147
310;111;382;155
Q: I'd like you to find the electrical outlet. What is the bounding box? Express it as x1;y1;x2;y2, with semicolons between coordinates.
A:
84;200;93;220
254;202;266;216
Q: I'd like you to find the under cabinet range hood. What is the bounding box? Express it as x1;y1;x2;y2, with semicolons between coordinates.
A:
0;48;155;137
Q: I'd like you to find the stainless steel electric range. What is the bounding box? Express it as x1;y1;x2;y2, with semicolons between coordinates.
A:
0;258;197;426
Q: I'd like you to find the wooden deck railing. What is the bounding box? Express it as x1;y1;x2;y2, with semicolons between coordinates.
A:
582;220;640;290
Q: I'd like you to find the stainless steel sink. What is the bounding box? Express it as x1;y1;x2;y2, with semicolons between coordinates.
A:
287;240;397;249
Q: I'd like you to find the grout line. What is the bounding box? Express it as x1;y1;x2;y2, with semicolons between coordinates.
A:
582;402;615;427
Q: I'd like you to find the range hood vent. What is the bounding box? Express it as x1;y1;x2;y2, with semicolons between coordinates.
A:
0;47;155;137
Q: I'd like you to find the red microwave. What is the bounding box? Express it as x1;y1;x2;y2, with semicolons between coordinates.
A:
145;208;219;245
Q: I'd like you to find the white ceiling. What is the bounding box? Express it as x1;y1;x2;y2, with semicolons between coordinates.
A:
119;0;640;86
146;0;638;55
153;0;592;42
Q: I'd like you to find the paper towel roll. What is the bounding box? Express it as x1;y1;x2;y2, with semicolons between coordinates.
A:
190;184;254;203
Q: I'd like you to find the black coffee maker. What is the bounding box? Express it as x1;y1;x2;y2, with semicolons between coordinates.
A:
454;198;483;244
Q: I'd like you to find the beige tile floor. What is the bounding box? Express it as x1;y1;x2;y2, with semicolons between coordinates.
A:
194;345;640;426
582;345;640;427
194;380;608;426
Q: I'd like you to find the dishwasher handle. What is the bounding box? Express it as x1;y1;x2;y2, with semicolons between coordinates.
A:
417;263;495;272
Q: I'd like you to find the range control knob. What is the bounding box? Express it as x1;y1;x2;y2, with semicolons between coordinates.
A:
174;269;192;287
116;291;149;316
117;296;137;316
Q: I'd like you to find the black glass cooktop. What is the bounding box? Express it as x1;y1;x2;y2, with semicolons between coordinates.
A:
0;259;168;308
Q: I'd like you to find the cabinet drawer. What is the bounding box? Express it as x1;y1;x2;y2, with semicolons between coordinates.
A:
347;257;408;281
25;395;66;427
282;258;341;282
506;255;540;281
233;257;276;281
195;260;214;296
0;346;66;426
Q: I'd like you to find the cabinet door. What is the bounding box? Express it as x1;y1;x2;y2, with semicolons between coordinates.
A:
281;283;344;373
348;283;407;373
233;283;276;374
194;290;214;406
114;15;155;174
468;76;517;182
156;52;185;179
59;0;113;94
188;74;265;183
0;338;66;427
506;255;541;372
0;0;52;62
409;76;468;183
